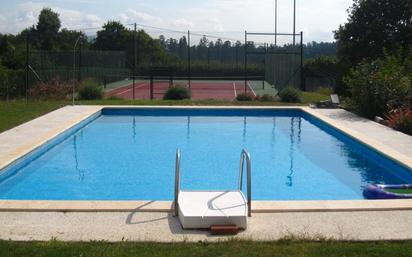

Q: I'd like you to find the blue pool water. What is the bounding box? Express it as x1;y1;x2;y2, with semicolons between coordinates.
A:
1;108;411;201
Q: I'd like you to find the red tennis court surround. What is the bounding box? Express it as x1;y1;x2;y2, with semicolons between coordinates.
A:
106;81;257;100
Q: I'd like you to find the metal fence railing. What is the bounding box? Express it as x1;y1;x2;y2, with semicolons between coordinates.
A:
1;22;304;101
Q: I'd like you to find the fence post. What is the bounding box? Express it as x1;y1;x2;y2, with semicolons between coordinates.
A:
235;45;238;68
263;43;267;90
78;41;82;82
275;0;278;46
73;35;82;106
133;23;137;100
150;73;154;100
244;31;247;95
207;46;210;70
300;31;304;91
187;30;191;89
25;30;29;103
293;0;296;46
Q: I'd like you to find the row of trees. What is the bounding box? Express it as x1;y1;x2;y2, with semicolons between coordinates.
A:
0;7;337;99
0;8;337;68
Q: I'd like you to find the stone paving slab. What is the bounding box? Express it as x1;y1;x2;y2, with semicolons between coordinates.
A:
1;211;412;242
0;105;102;171
314;108;412;157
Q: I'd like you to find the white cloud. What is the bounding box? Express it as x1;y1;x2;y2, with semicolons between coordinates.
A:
296;0;351;42
81;14;103;28
0;1;104;34
0;14;6;24
167;0;352;42
119;9;163;26
12;2;40;30
0;0;353;42
171;18;194;29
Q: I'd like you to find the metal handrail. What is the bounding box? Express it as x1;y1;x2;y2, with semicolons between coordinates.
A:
174;149;181;216
174;149;251;217
238;149;252;217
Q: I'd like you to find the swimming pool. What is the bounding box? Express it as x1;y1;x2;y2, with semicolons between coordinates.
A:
1;108;411;201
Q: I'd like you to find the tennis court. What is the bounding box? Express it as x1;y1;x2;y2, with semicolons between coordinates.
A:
105;77;263;100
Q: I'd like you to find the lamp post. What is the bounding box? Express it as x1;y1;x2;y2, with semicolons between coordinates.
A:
274;0;278;46
73;34;83;106
293;0;296;45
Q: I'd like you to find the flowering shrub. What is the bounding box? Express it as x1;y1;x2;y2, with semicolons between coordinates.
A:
385;108;412;135
29;77;73;100
344;54;411;119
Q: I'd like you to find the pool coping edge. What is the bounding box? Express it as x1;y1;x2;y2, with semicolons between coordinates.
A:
0;105;411;213
1;199;412;213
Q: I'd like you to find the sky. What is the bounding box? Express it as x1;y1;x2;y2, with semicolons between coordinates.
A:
0;0;353;43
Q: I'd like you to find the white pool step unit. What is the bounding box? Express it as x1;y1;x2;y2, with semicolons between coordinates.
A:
178;190;248;229
174;149;252;230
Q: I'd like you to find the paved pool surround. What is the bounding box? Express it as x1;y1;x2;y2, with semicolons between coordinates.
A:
1;106;412;212
0;105;412;241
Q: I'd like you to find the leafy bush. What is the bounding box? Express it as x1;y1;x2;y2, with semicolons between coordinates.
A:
78;79;103;100
163;85;191;100
278;86;301;103
385;108;412;135
236;94;254;101
344;54;411;119
0;65;9;100
405;94;412;109
7;69;25;98
304;56;339;84
255;94;276;102
29;77;72;100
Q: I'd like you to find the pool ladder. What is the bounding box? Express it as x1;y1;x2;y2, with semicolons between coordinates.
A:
174;149;252;218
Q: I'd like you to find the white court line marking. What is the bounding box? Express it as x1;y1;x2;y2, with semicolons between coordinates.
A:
117;88;132;95
116;83;148;96
233;82;237;98
247;81;257;97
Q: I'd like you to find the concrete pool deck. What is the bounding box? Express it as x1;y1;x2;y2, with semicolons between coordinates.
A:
0;105;412;241
2;210;412;242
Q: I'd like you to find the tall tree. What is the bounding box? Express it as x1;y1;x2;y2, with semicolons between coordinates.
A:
166;38;178;53
36;8;61;50
335;0;412;66
94;21;129;51
198;36;209;48
178;36;187;59
0;36;15;64
158;35;167;49
58;29;87;50
304;42;336;59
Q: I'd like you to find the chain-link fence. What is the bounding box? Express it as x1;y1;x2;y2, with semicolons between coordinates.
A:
6;23;303;101
246;32;303;92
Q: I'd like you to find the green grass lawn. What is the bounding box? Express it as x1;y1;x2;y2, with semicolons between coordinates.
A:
301;91;330;104
0;91;329;133
1;240;412;257
0;101;68;133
